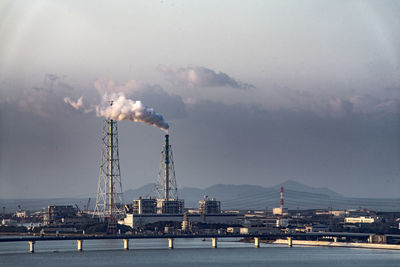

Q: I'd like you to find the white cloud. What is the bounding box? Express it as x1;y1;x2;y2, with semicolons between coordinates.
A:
64;96;83;110
157;65;255;90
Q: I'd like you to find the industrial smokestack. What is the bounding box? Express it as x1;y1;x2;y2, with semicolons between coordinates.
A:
164;134;170;200
280;186;284;209
156;133;178;201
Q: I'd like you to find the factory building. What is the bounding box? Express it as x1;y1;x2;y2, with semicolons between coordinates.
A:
119;213;238;228
305;224;329;232
181;212;192;231
15;210;29;218
45;205;77;224
120;197;234;228
345;216;376;224
272;207;288;216
276;218;289;227
132;197;157;214
129;197;184;215
157;199;184;214
199;197;221;214
119;135;233;228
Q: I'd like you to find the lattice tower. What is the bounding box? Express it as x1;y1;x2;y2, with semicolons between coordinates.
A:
155;134;178;200
93;118;125;233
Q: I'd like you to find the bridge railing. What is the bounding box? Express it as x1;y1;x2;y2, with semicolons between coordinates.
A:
0;232;373;253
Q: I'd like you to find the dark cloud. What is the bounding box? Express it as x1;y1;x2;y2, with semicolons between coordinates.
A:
1;77;399;199
284;87;400;117
157;65;256;90
0;100;101;198
33;74;70;91
130;85;187;120
2;76;186;122
174;100;400;197
1;74;76;117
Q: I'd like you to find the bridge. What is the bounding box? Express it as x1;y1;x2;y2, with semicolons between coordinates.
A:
0;232;378;253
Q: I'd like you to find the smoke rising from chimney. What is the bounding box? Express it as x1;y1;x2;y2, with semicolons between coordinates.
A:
96;93;169;132
63;78;170;132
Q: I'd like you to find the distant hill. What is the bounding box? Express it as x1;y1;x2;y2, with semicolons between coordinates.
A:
124;183;156;201
122;180;400;212
270;180;343;198
1;180;399;212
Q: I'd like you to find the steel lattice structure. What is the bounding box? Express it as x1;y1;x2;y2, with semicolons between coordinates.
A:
155;134;178;200
94;119;125;233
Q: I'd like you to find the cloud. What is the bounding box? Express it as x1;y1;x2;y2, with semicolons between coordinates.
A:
348;90;400;115
169;98;400;198
157;65;256;90
94;79;141;97
309;97;354;118
64;96;84;110
32;74;70;92
284;87;400;117
45;73;60;81
3;75;186;123
0;72;80;118
0;74;75;117
2;79;400;198
323;94;400;117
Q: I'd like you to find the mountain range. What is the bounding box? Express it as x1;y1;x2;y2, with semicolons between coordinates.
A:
125;180;399;211
1;180;399;213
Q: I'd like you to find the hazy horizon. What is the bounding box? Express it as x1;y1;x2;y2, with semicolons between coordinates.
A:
1;0;399;199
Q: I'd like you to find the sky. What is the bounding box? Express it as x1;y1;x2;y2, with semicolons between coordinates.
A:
0;0;399;198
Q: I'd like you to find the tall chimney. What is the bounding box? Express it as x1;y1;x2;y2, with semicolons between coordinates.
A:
280;186;284;209
164;134;170;200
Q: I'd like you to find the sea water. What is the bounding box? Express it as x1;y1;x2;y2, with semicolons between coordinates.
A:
1;238;400;267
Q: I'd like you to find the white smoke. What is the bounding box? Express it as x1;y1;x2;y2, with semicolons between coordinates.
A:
64;79;170;132
64;96;84;110
96;93;169;132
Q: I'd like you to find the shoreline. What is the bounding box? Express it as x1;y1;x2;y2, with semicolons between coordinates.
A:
272;239;400;250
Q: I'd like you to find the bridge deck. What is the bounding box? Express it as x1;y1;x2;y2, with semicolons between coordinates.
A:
0;232;375;243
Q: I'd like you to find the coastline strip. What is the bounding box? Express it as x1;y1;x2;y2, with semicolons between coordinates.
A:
273;239;400;250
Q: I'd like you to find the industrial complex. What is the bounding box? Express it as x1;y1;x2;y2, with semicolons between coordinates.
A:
2;118;400;247
89;117;238;231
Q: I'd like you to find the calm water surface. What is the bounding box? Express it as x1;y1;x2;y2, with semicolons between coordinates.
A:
1;238;400;266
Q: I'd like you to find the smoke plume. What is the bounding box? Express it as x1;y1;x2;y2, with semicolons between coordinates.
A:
96;94;169;132
64;79;171;131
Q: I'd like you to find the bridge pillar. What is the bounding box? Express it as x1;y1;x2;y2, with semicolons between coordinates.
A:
287;237;293;247
168;238;174;249
254;237;260;248
28;241;35;253
333;237;338;242
368;235;374;243
123;239;129;250
212;237;217;248
77;240;83;251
